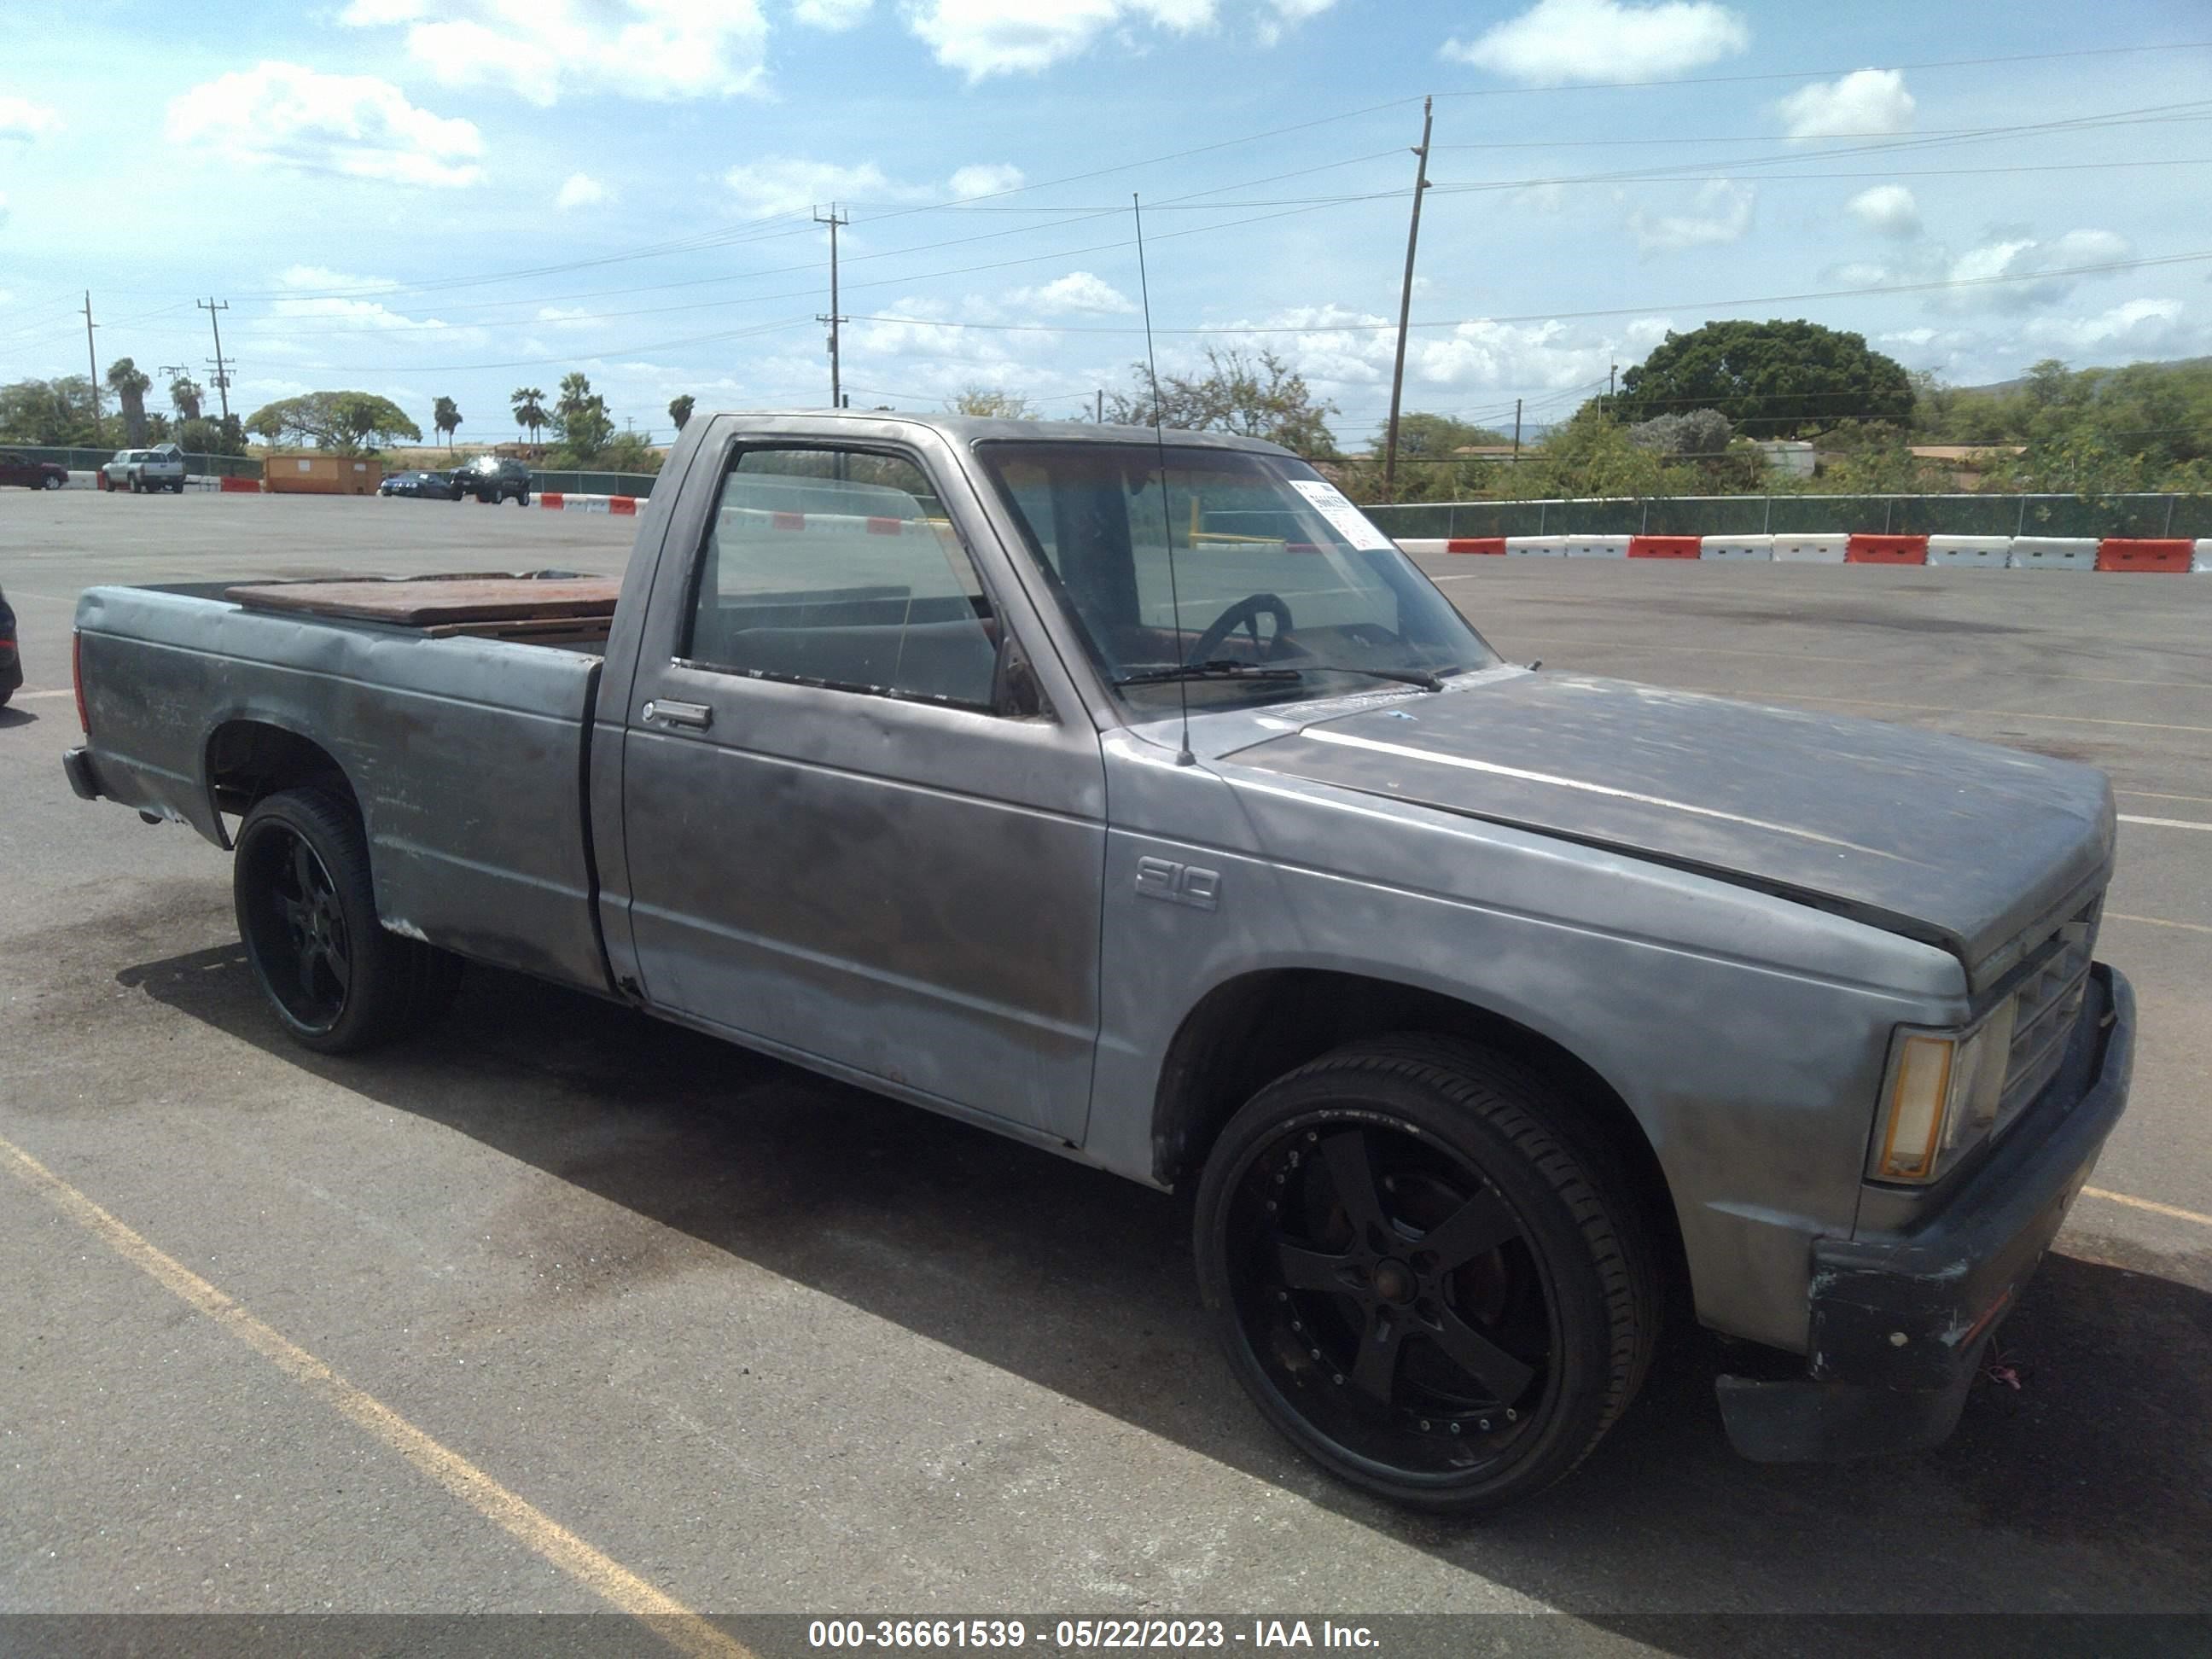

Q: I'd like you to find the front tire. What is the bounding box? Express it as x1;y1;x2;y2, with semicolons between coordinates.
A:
1193;1037;1658;1514
233;786;463;1054
44;474;63;490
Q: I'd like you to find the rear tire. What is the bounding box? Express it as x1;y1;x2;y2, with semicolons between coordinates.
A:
1193;1035;1659;1514
44;474;62;490
233;786;464;1055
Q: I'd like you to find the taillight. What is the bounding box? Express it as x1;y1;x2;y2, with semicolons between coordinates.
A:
73;629;90;734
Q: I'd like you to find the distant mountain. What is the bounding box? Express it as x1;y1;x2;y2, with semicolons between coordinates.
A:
1959;355;2212;394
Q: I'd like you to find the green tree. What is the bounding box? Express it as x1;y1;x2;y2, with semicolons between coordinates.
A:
432;395;462;451
511;386;549;452
0;376;100;445
243;392;422;453
1391;411;1511;457
602;430;663;475
550;373;614;463
667;393;695;432
1615;319;1914;438
174;416;247;457
106;358;154;445
946;386;1034;418
169;375;205;422
1516;405;1686;500
1108;347;1338;454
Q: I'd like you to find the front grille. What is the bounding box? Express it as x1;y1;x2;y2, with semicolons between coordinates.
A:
1993;897;2099;1135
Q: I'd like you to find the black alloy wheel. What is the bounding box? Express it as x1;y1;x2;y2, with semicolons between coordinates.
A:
240;822;352;1035
1195;1038;1656;1512
233;786;463;1053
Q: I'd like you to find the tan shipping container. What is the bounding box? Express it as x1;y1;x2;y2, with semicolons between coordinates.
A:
265;455;385;496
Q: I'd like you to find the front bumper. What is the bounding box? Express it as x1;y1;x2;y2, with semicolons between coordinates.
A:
1718;963;2134;1462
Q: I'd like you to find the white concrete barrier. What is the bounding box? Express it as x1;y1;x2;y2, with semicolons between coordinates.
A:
1698;535;1773;561
1505;535;1568;556
1925;535;2011;568
1771;533;1848;564
1563;534;1630;558
2008;537;2096;572
64;470;98;489
2195;539;2212;573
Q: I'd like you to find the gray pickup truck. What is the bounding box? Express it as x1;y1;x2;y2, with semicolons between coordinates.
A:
63;412;2133;1511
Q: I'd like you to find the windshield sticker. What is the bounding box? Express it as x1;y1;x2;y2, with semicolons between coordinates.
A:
1289;480;1396;551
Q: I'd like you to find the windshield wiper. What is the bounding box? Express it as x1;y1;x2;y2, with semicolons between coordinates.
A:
1113;660;1305;687
1303;663;1447;692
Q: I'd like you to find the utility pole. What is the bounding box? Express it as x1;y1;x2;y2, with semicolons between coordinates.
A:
1380;95;1435;503
1512;397;1522;462
814;205;849;409
83;294;102;445
198;298;233;427
1609;363;1618;399
1096;388;1104;423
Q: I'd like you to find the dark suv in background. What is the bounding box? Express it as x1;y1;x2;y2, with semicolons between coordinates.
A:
453;456;531;505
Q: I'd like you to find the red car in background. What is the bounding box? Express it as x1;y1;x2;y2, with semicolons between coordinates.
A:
0;451;69;490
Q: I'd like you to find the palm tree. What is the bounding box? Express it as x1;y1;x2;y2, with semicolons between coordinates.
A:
668;393;695;432
433;395;462;452
510;386;548;456
170;375;205;422
107;358;154;445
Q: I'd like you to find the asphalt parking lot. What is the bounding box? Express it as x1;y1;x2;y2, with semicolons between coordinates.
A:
2;492;2208;1635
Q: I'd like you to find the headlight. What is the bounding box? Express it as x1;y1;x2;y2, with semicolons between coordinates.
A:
1868;1000;2017;1183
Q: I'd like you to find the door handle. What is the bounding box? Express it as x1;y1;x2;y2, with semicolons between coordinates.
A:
642;699;713;731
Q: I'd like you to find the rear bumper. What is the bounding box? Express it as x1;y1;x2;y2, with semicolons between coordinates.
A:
1718;963;2133;1462
62;745;102;801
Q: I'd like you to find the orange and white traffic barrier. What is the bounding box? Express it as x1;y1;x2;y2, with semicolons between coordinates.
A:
1627;535;1701;559
1845;533;1929;564
1925;536;2011;568
2095;537;2194;573
2009;537;2097;572
1564;534;1631;557
1697;536;1773;560
1772;533;1848;564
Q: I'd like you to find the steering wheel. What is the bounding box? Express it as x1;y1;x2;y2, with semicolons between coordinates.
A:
1184;592;1295;667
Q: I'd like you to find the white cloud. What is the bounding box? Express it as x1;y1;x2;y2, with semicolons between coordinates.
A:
1442;0;1748;84
556;172;610;210
1941;229;2131;311
1775;68;1914;139
240;266;490;359
0;192;9;231
2022;298;2192;356
164;61;484;188
794;0;874;25
1626;178;1754;253
725;157;900;215
341;0;770;106
725;156;1027;213
949;163;1025;198
1012;271;1135;313
905;0;1219;80
1846;184;1919;239
1256;0;1338;45
0;95;62;141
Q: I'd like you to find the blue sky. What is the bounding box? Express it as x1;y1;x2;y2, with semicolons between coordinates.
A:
3;0;2209;450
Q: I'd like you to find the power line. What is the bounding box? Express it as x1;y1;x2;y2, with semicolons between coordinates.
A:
840;247;2212;336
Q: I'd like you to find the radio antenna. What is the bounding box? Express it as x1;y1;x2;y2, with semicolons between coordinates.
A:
1132;192;1195;767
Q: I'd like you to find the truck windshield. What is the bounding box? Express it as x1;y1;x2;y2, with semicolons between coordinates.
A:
975;440;1498;713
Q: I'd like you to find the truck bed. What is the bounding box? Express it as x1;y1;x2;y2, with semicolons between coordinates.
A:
224;573;620;648
73;579;614;995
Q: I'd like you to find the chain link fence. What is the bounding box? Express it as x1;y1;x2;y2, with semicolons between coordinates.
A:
1361;493;2212;540
7;445;261;479
527;469;661;497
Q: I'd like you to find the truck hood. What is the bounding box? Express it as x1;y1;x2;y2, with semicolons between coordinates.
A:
1220;672;2113;983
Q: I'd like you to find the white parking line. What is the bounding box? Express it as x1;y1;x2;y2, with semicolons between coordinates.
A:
2117;814;2212;832
2107;911;2212;935
10;688;75;701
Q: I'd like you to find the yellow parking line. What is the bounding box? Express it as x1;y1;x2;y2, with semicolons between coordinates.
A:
0;1132;751;1659
2106;911;2212;935
2081;1186;2212;1230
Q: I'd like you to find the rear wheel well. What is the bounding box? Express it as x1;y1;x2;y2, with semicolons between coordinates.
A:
206;721;358;842
1153;970;1686;1285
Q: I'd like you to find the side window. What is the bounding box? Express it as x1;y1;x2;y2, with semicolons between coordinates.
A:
684;446;1003;711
